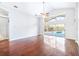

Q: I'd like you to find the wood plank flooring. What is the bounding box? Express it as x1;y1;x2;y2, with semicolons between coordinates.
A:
0;39;9;56
0;35;79;56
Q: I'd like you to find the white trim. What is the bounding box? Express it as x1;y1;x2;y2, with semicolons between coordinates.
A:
9;34;38;41
75;40;79;46
0;14;8;18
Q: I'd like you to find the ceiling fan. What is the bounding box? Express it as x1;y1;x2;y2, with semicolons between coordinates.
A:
40;1;49;19
40;1;55;22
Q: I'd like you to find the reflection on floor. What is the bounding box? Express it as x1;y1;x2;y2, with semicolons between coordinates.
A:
44;35;78;56
0;35;79;56
44;35;65;52
9;35;78;56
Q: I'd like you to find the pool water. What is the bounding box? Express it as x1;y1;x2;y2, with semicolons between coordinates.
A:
44;31;64;37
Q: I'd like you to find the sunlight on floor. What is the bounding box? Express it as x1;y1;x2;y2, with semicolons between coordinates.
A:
44;35;65;52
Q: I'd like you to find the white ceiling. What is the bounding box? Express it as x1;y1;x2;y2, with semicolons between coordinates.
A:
0;2;76;15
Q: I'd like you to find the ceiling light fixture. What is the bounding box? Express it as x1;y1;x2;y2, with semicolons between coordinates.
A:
40;1;49;18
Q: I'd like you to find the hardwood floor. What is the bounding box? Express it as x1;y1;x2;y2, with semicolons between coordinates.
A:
9;36;43;56
0;39;9;56
0;35;79;56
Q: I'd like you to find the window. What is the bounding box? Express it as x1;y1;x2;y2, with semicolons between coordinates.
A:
48;16;65;23
48;18;56;23
56;16;65;21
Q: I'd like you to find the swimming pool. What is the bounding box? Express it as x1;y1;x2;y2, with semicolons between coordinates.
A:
44;31;64;37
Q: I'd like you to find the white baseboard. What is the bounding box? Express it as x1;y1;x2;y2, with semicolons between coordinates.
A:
9;34;38;41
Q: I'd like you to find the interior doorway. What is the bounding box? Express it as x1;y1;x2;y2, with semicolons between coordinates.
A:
0;8;9;40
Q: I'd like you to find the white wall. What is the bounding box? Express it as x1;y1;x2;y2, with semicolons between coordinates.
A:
9;8;38;41
39;8;77;40
36;15;44;35
64;8;76;40
77;3;79;45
